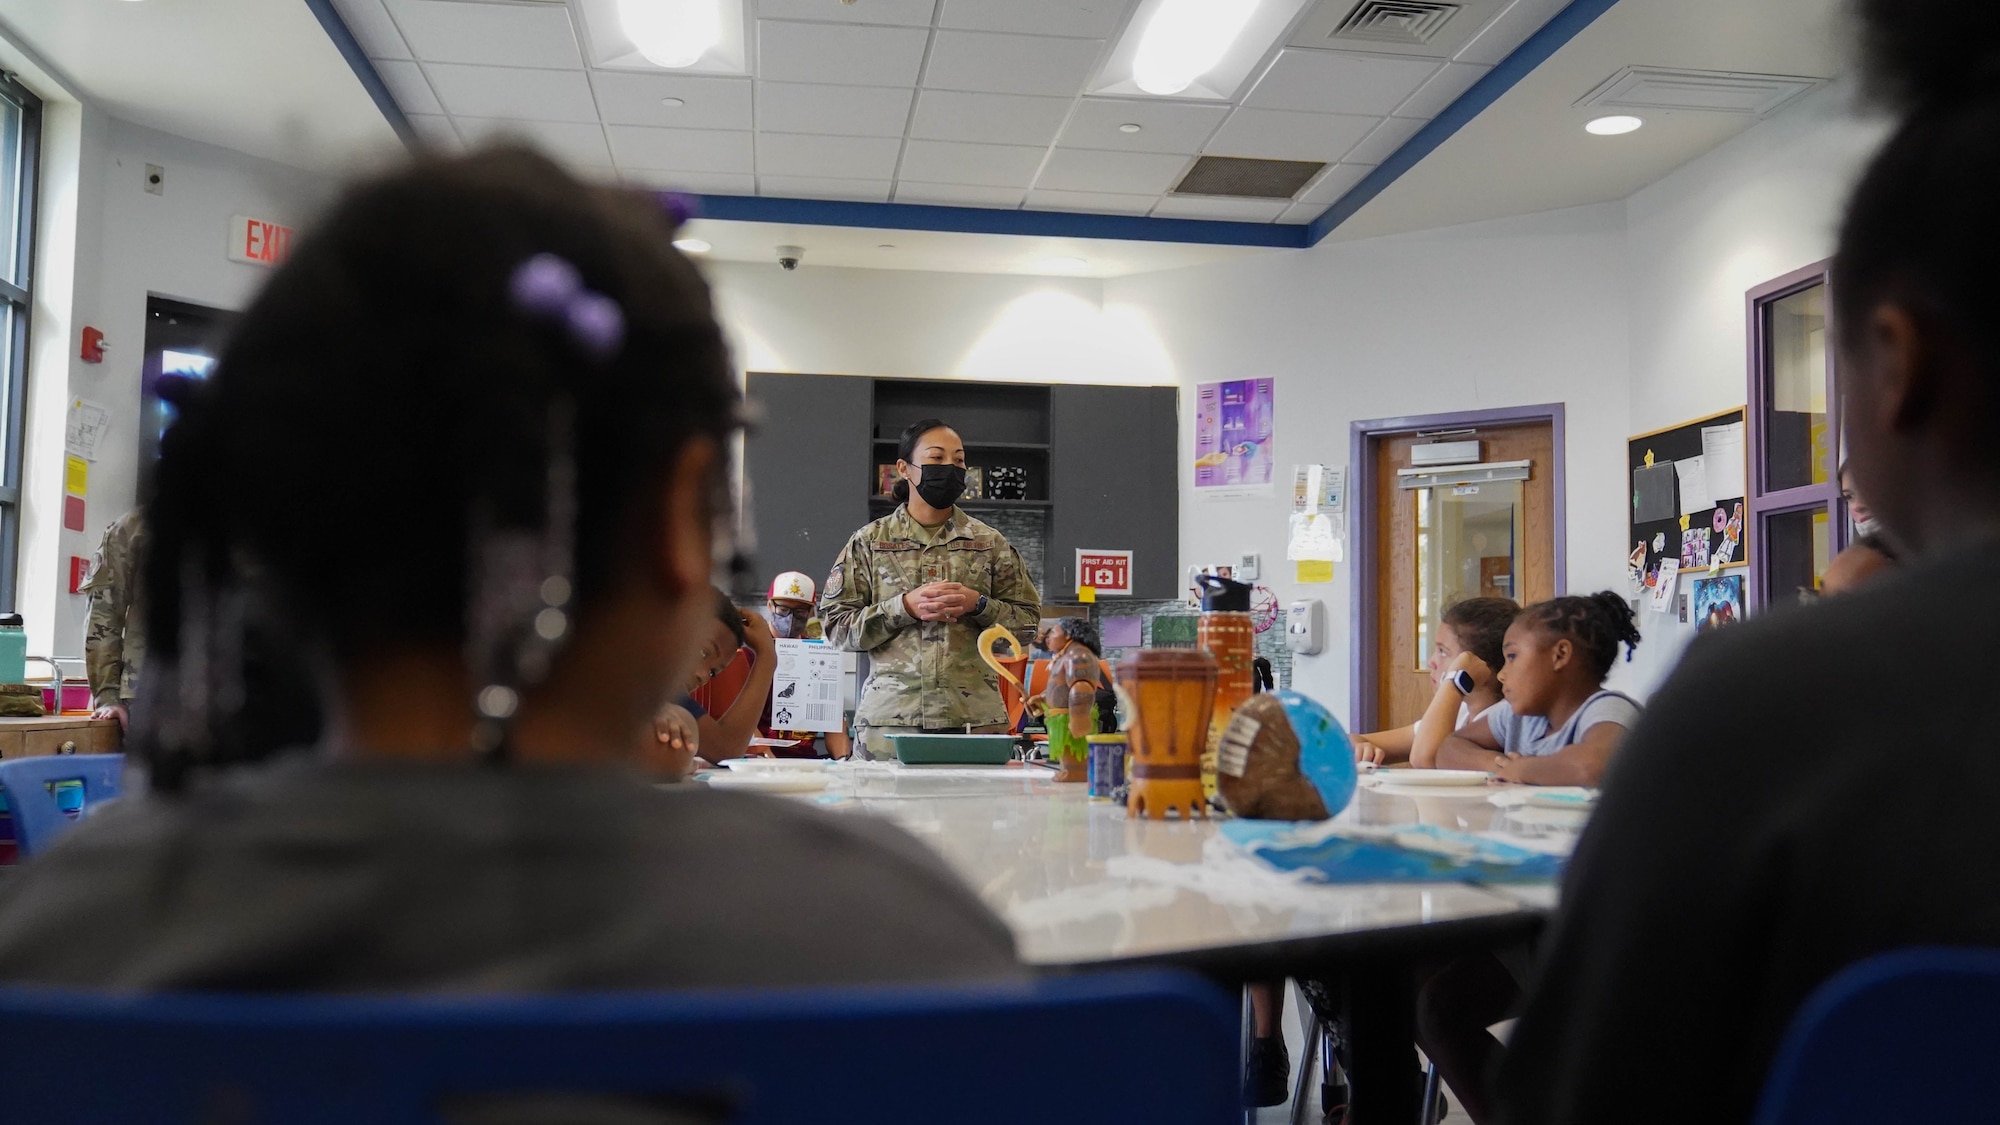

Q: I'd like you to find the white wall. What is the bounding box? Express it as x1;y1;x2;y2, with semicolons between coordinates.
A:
1107;204;1634;722
1617;83;1891;693
22;113;328;657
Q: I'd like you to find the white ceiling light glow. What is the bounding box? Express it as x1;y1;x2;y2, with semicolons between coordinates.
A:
618;0;722;68
673;238;711;254
1585;114;1644;135
1133;0;1261;96
1039;256;1090;273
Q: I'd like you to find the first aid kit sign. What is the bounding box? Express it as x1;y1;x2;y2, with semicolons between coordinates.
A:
1076;550;1133;596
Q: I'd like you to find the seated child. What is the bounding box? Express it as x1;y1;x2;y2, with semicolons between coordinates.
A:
0;147;1018;992
1435;591;1641;787
679;589;778;764
1354;596;1518;768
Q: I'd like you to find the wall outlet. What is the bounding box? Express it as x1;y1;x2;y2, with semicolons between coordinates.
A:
1238;552;1259;581
144;164;164;195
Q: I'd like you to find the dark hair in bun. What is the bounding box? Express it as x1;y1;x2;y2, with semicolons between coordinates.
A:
1519;591;1640;683
1834;0;2000;379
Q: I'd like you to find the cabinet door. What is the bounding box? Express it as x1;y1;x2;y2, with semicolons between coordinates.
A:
744;372;872;593
1048;385;1179;600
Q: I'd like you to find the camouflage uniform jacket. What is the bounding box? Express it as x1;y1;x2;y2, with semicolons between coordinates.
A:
83;510;148;708
820;505;1041;729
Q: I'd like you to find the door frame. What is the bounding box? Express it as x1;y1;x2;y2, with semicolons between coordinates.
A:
1348;403;1568;732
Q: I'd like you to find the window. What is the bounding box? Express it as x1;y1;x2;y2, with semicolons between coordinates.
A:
0;74;37;610
1747;262;1839;607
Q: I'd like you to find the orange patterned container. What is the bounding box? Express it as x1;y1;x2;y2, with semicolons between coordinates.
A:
1198;609;1254;802
1116;648;1216;820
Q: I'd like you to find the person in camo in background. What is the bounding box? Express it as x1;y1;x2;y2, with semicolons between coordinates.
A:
83;509;148;730
820;418;1041;761
761;570;851;759
1027;617;1102;783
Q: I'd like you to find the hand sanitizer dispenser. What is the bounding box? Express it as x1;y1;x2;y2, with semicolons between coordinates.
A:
1285;599;1326;655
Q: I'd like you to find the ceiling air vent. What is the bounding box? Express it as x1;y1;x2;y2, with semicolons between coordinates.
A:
1578;66;1825;117
1173;157;1327;200
1330;0;1461;46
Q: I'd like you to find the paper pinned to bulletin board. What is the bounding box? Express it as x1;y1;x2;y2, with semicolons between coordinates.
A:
1629;408;1748;601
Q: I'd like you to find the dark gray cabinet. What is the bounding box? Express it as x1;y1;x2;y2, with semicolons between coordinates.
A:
744;371;871;591
1048;385;1180;600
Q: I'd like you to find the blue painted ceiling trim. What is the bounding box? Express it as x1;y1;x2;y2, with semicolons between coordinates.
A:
1304;0;1623;244
301;0;416;146
680;193;1311;249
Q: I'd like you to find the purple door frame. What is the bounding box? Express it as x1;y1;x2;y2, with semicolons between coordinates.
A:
1348;403;1568;733
1744;259;1838;611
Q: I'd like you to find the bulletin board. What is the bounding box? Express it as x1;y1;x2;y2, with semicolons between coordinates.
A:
1627;408;1750;593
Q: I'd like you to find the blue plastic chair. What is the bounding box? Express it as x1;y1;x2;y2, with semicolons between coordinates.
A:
0;753;122;858
0;970;1238;1124
1754;947;2000;1124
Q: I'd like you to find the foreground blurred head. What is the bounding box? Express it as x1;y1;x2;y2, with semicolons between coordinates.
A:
144;147;739;781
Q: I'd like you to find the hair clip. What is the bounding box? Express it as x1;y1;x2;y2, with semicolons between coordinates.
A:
508;253;626;361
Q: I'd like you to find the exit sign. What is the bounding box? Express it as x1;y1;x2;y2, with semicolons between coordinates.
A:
228;214;294;267
1076;549;1133;597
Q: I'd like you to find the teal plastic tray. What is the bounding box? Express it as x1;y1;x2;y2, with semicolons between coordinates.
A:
888;733;1018;766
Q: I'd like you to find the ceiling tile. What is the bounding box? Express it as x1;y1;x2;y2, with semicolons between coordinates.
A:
620;169;756;194
910;90;1072;147
1455;0;1572;66
757;0;939;25
1150;196;1289;222
1279;200;1325;224
373;59;443;116
606;125;755;172
1393;62;1493;120
758;175;894;202
455;118;610;166
1342;115;1426;165
1297;161;1377;205
332;0;410;60
591;72;752;130
1206;107;1377;162
898;139;1047;187
1037;148;1189;194
924;30;1104;96
893;181;1027;207
1059;98;1227;154
385;1;582;69
426;64;597;123
404;113;461;152
936;0;1133;39
756;82;915;137
758;21;929;87
1023;188;1156;215
1244;49;1439;115
757;132;903;179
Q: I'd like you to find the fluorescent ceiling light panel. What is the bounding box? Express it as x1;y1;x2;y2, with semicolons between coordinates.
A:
1093;0;1315;101
576;0;748;74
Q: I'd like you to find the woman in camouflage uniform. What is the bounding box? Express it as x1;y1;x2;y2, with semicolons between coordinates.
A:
820;419;1041;761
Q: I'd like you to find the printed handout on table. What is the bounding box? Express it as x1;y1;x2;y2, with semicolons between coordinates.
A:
1701;421;1747;502
1675;455;1709;515
769;639;843;733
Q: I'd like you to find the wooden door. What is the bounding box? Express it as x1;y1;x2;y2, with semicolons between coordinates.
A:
1373;422;1556;730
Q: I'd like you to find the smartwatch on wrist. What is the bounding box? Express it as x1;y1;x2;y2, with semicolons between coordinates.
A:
973;594;990;618
1447;668;1475;695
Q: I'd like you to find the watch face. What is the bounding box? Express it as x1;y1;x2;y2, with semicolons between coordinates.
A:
1448;669;1475;695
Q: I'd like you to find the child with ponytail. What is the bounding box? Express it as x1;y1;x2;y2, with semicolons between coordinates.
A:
1436;591;1641;787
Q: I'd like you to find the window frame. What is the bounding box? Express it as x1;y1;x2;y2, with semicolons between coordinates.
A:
1745;259;1839;610
0;71;40;612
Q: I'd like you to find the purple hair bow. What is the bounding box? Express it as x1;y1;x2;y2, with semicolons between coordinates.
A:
508;253;625;361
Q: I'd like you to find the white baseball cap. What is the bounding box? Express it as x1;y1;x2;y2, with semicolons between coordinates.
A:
768;571;816;603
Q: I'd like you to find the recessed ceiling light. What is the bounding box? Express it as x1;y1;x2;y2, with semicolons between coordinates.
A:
1585;114;1643;136
1118;123;1143;134
619;0;721;68
1134;0;1259;96
673;238;711;254
661;97;687;108
1039;256;1089;273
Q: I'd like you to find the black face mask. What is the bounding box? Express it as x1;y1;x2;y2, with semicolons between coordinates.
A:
911;463;967;509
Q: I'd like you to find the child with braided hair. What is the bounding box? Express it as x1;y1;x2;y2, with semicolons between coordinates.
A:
1435;591;1642;788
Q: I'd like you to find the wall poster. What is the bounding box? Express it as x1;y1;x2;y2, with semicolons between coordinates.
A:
1193;378;1274;496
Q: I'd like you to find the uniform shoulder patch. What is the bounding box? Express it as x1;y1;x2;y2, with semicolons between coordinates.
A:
824;564;844;600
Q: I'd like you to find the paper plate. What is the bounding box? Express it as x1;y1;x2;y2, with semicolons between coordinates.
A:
705;772;832;794
719;757;833;773
1380;769;1491;787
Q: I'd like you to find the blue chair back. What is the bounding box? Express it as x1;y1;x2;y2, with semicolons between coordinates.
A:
0;970;1237;1124
1754;947;2000;1125
0;753;122;858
